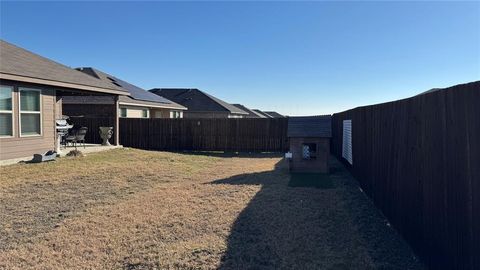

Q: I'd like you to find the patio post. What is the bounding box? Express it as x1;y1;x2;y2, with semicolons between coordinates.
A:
114;95;120;146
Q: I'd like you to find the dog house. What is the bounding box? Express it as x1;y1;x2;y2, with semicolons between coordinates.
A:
287;116;332;173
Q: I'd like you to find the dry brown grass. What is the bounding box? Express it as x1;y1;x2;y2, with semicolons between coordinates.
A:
0;148;424;269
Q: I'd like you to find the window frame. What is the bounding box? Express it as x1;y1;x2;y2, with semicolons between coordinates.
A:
0;85;14;138
142;109;149;118
18;87;42;137
171;110;181;118
120;108;127;118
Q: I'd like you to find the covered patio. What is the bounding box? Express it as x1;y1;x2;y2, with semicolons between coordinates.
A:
0;40;129;165
55;89;123;156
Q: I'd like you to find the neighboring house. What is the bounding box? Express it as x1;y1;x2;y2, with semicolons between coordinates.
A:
0;40;128;161
62;67;186;118
264;111;286;118
231;104;267;118
287;116;332;173
149;88;248;118
253;109;273;118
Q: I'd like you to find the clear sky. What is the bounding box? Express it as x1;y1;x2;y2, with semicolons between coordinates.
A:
1;1;479;115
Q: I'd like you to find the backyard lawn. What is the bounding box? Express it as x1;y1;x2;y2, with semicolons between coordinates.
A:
0;148;424;269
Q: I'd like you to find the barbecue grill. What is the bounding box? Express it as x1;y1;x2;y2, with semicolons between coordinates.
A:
55;117;73;152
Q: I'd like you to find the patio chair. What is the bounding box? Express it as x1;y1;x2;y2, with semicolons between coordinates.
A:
63;125;80;147
65;127;88;149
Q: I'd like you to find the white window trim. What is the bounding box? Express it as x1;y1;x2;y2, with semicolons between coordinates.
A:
142;109;149;118
19;87;42;137
171;110;181;118
0;85;14;138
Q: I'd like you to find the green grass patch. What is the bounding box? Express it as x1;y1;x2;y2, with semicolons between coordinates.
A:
288;173;334;189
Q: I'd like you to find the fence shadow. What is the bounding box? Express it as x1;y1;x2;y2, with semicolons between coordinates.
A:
175;151;284;159
210;158;424;269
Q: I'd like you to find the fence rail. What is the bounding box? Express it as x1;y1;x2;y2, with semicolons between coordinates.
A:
331;81;480;270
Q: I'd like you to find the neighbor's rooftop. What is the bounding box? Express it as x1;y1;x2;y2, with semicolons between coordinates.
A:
76;67;186;110
150;88;248;115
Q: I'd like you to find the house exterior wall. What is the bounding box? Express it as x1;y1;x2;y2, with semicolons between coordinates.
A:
0;80;56;160
152;109;183;118
153;109;168;118
289;137;330;173
122;106;184;119
55;96;63;119
120;105;149;118
63;103;183;119
183;111;244;119
227;114;245;119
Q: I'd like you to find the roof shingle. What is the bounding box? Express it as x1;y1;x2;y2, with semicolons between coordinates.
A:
287;116;332;138
253;109;273;118
150;88;247;115
264;111;285;118
0;40;127;94
231;104;267;118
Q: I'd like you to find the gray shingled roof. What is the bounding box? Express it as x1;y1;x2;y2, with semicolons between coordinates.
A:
150;88;247;115
231;104;267;118
201;91;247;114
287;116;332;138
76;67;186;110
264;111;285;118
0;40;127;94
253;109;273;118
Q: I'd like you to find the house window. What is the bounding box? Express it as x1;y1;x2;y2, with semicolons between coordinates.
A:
120;108;127;117
171;111;181;118
19;88;42;136
302;143;317;160
0;85;13;137
142;109;148;118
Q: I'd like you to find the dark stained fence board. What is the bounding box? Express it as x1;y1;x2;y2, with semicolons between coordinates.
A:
117;118;288;152
331;81;480;270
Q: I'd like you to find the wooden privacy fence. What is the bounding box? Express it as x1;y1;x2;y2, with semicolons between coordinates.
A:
119;118;289;152
331;81;480;270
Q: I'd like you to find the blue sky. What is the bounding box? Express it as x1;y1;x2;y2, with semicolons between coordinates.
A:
1;1;479;115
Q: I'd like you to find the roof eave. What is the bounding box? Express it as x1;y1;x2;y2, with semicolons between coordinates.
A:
119;101;187;110
0;73;130;96
229;111;249;115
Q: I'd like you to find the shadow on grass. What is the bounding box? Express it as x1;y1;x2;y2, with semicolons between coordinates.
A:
174;150;284;159
288;173;334;189
210;158;424;270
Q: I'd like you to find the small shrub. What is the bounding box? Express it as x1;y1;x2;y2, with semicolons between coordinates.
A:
66;150;84;157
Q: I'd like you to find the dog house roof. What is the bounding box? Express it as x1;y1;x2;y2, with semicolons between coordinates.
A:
287;115;332;138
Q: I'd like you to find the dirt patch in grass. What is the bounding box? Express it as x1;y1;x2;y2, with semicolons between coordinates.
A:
0;149;424;269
